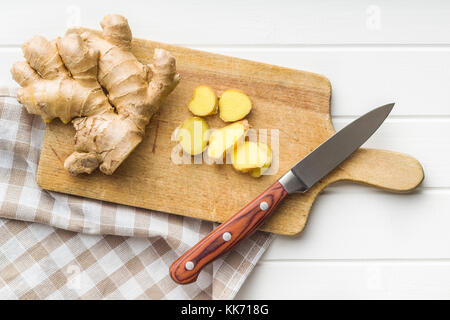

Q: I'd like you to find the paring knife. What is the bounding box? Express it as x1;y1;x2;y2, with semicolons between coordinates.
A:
170;103;394;284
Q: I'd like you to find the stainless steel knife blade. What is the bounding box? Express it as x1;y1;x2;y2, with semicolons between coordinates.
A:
279;103;394;193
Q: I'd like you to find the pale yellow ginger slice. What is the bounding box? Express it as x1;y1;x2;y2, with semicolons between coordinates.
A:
219;89;252;122
188;85;218;116
176;117;210;155
232;141;272;177
207;120;249;160
249;144;272;178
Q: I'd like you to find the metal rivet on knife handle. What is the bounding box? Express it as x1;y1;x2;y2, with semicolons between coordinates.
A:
222;232;232;241
185;261;194;270
260;201;269;211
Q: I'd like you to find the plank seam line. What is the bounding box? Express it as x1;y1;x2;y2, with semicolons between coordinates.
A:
4;43;450;51
320;187;450;194
259;258;450;264
333;115;450;120
182;43;450;49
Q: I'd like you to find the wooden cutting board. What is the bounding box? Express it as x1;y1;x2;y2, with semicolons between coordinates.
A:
36;28;424;235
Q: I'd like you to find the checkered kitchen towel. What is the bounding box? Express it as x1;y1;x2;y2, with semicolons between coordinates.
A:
0;88;273;299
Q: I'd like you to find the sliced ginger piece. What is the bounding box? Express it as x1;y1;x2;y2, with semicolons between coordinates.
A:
232;141;269;172
176;117;210;155
232;141;272;177
249;144;272;178
219;89;252;122
188;85;218;116
207;120;249;160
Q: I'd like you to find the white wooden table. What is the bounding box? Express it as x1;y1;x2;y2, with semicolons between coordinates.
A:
1;0;449;299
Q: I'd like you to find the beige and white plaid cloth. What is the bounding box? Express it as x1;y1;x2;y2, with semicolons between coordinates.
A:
0;88;273;299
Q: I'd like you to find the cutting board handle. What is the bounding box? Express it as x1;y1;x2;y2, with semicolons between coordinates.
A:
335;148;424;192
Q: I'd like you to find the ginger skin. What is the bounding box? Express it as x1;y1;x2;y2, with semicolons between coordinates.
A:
11;14;180;175
11;35;112;125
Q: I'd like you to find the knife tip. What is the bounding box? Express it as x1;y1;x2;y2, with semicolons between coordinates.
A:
381;102;395;115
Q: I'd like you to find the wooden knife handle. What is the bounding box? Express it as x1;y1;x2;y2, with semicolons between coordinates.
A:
170;181;288;284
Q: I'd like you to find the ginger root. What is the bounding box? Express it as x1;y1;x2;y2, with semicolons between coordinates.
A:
207;120;249;160
188;85;218;116
11;14;180;175
232;141;272;177
176;117;210;156
219;89;252;122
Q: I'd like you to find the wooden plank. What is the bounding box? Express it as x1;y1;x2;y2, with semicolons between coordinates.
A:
3;48;450;116
6;49;448;189
264;189;450;260
236;260;450;299
334;118;450;188
2;47;443;185
33;31;422;236
210;49;450;117
2;1;450;45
